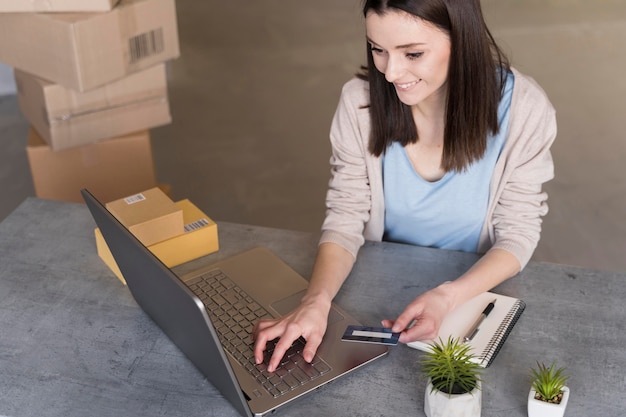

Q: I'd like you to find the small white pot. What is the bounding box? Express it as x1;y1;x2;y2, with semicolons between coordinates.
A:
527;386;569;417
424;379;481;417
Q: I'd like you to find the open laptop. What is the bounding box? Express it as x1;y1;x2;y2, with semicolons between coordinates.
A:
82;189;388;417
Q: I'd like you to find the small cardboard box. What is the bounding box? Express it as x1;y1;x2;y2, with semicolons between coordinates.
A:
0;0;120;12
95;199;219;284
0;0;179;91
105;187;183;246
26;128;157;203
15;64;171;151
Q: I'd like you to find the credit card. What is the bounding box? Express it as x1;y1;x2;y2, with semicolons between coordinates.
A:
341;325;400;345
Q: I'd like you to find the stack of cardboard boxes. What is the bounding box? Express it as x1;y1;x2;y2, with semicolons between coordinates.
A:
0;0;180;203
1;1;221;280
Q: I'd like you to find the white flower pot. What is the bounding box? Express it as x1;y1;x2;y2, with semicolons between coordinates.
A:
527;386;569;417
424;380;482;417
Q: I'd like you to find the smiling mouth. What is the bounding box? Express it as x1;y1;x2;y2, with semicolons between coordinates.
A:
395;80;420;90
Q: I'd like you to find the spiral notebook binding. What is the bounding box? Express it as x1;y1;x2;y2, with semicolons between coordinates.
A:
478;299;526;368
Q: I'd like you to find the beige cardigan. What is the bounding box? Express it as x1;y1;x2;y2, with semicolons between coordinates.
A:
320;68;556;269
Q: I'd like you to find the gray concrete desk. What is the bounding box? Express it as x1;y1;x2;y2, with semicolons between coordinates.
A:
1;198;625;417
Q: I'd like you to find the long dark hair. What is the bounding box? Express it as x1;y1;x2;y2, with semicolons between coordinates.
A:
361;0;510;172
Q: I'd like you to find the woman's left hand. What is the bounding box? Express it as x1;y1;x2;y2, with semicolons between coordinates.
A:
381;283;456;344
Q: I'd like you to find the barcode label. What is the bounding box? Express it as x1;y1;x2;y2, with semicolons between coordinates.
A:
123;193;146;205
184;218;209;232
128;28;165;64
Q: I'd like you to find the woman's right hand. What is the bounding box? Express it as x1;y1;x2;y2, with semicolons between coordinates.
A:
254;242;355;373
252;294;331;373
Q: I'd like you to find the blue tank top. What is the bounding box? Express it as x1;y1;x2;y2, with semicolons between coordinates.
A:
383;71;514;252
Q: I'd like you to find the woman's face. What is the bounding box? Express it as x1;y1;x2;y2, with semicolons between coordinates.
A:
365;10;451;109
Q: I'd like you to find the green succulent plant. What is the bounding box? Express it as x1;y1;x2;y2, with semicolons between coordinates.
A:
420;336;482;396
530;361;569;403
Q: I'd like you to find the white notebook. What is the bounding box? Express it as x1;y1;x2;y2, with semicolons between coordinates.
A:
407;292;525;368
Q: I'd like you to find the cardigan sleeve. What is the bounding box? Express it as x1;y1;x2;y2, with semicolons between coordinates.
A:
486;70;557;269
319;78;373;258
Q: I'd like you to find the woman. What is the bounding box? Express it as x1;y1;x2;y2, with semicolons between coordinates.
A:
254;0;556;372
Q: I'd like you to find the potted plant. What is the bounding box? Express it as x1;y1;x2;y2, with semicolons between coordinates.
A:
420;336;483;417
528;361;570;417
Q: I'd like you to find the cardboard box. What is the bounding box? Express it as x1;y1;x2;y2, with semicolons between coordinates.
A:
26;128;157;203
0;0;120;13
95;199;219;284
0;0;179;91
105;187;183;246
15;64;171;151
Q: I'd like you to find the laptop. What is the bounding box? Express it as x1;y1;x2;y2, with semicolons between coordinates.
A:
81;189;388;417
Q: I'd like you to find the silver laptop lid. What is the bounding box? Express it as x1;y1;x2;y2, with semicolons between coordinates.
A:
82;188;253;417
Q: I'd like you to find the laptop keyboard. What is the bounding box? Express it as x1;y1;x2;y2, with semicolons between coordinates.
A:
188;269;332;398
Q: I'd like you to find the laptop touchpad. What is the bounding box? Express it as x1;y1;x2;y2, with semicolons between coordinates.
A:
270;290;344;326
